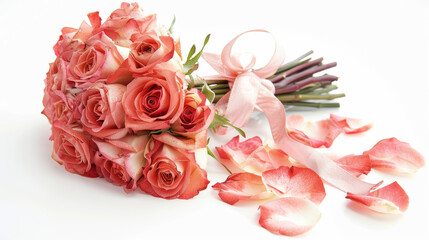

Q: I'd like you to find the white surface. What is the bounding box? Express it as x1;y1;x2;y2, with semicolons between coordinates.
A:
0;0;428;239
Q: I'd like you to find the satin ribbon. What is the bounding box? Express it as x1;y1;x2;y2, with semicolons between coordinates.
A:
203;30;380;195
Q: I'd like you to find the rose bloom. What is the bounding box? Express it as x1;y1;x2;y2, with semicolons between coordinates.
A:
122;67;185;131
51;121;99;178
93;134;150;192
54;12;102;61
127;33;175;74
172;88;215;137
42;90;79;125
44;57;71;93
78;83;128;139
100;2;157;47
139;133;209;199
68;32;124;88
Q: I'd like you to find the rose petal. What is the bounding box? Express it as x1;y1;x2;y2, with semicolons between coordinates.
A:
261;166;326;205
346;182;409;214
364;138;425;173
330;114;373;134
286;114;343;148
259;197;321;236
334;154;371;177
212;172;273;205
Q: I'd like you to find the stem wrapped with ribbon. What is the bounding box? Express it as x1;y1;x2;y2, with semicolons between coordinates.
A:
203;30;380;194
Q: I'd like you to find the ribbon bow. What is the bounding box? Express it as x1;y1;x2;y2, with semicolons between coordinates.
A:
203;30;380;194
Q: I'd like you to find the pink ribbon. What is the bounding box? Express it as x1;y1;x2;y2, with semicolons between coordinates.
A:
203;30;380;194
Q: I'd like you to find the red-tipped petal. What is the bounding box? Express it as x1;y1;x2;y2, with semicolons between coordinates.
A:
212;172;272;205
364;138;425;173
261;166;326;205
346;182;409;214
334;154;371;177
330;114;373;134
286;114;343;148
259;197;321;236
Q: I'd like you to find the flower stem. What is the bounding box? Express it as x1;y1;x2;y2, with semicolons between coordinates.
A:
285;101;341;108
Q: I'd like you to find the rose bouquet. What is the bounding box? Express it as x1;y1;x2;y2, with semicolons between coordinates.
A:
42;2;214;199
42;2;425;237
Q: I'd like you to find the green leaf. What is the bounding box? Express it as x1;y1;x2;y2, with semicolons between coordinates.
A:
183;34;211;75
186;45;196;61
201;81;215;103
206;146;232;174
209;112;246;138
168;15;176;34
149;128;172;135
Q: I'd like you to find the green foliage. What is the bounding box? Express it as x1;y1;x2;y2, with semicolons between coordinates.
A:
209;112;246;138
183;34;210;75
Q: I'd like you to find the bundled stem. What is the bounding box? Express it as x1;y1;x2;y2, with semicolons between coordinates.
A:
195;51;344;108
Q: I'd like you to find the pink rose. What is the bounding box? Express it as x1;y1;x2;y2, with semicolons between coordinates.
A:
68;32;124;88
122;68;185;131
42;90;78;125
51;121;98;177
139;134;209;199
78;83;128;139
44;57;70;93
172;88;215;137
100;2;157;47
127;33;175;74
54;12;102;61
93;134;150;192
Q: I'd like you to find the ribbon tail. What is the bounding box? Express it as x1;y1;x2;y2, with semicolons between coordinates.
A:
256;87;381;195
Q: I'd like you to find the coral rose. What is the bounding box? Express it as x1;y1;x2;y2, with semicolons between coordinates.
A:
68;32;124;88
172;88;215;137
100;2;157;47
51;121;98;177
122;68;185;131
139;134;209;199
78;83;128;139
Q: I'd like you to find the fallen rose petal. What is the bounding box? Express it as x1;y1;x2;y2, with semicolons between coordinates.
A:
286;114;343;148
334;154;371;177
364;138;425;173
261;166;326;205
215;136;291;175
330;114;373;134
259;197;321;236
346;181;409;214
212;172;273;205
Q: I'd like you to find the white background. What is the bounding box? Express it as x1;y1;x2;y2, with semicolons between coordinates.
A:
0;0;428;239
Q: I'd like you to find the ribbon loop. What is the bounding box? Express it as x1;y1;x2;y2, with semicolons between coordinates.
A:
203;30;380;194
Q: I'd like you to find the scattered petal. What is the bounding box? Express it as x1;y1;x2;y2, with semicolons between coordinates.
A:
215;136;291;174
259;197;321;236
212;172;273;205
364;138;425;173
330;114;373;134
346;182;409;214
261;166;326;205
286;114;343;148
334;154;371;177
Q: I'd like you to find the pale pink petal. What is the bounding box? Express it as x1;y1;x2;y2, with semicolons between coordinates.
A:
93;139;121;159
259;197;321;236
330;114;373;134
334;154;371;177
364;138;425;173
212;172;273;205
261;166;326;205
346;182;409;214
286;114;343;148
